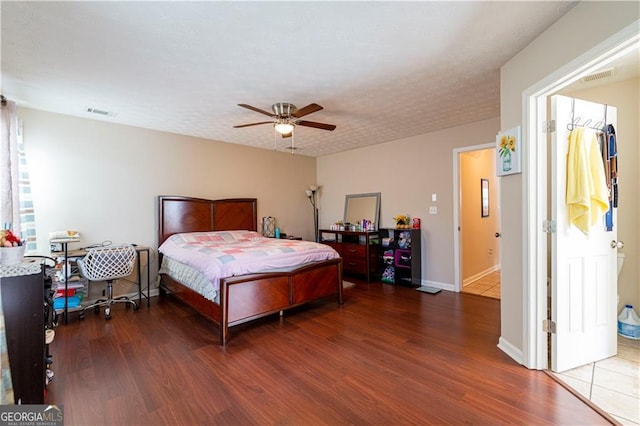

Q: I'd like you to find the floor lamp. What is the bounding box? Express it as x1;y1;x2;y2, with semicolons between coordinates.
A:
305;186;319;242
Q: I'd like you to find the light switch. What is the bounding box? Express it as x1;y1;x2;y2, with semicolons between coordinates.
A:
429;206;437;214
431;193;437;202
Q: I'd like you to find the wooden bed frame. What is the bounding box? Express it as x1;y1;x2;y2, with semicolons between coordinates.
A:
157;195;343;345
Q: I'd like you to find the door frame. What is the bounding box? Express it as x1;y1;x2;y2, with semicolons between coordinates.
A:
522;23;639;369
452;142;495;293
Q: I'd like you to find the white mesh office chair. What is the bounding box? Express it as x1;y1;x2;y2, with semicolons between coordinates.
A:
77;244;138;320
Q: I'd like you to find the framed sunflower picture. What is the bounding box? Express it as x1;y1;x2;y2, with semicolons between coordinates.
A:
496;126;521;176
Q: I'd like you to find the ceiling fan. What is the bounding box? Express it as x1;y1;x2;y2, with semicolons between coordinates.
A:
233;102;336;138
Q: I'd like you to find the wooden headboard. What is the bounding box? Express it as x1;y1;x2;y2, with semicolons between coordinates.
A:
158;196;258;245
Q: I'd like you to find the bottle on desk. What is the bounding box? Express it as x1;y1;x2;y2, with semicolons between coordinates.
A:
275;227;280;238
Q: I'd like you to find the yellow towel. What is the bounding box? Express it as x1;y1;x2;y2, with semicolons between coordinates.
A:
566;128;609;235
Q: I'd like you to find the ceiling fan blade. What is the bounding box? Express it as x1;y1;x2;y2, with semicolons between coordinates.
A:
297;120;336;131
237;104;275;117
292;103;323;118
233;121;273;128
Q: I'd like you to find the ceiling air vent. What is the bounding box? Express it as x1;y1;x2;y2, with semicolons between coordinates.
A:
86;107;117;117
582;68;615;83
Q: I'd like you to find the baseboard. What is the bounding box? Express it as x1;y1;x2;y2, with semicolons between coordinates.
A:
497;336;524;365
462;264;500;287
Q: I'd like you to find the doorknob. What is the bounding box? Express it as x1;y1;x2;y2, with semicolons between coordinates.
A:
611;240;625;249
495;232;501;238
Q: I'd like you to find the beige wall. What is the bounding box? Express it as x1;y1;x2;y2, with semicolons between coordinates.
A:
20;107;317;295
461;149;501;283
500;2;639;360
561;77;640;312
317;118;499;288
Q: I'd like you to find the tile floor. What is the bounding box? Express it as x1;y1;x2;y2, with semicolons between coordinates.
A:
462;270;501;299
553;337;640;425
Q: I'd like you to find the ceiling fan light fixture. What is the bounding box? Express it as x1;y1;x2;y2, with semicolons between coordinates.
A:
274;121;294;134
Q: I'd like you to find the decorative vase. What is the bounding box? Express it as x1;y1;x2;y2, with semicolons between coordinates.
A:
0;245;25;266
502;150;512;172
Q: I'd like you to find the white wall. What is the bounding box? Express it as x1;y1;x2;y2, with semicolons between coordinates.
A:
20;107;318;294
500;2;639;361
317;118;499;288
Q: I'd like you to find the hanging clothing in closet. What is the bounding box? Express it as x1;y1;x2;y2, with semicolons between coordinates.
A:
566;127;609;236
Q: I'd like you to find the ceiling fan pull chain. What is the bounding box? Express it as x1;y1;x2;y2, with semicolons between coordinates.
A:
273;127;278;151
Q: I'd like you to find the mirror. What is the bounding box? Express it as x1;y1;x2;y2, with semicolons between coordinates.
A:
344;193;381;226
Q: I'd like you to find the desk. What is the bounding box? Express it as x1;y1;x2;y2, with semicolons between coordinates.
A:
51;244;151;323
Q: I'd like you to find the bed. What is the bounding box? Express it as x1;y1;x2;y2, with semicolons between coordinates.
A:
157;195;343;345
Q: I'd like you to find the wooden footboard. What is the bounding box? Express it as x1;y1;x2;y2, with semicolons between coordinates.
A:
160;258;342;345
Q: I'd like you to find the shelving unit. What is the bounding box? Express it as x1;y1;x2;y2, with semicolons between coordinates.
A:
50;238;86;324
0;263;46;404
379;228;422;287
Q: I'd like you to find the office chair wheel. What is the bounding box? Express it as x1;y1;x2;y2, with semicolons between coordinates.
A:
94;306;100;314
79;312;86;320
105;307;111;320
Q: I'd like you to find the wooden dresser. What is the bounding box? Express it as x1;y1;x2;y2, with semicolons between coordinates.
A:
319;229;379;282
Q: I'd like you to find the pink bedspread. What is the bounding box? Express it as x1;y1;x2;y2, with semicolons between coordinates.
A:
159;230;339;290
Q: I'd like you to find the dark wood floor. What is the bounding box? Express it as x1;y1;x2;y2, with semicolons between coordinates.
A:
47;279;610;425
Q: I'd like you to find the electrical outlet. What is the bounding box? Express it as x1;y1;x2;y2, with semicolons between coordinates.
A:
429;206;437;214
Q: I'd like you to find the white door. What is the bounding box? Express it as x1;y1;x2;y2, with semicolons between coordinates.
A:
550;95;618;373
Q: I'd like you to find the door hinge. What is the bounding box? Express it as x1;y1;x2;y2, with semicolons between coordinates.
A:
543;120;556;134
542;220;556;233
543;319;556;334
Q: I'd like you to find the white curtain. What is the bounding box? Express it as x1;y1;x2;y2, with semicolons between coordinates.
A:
1;100;36;252
0;99;16;403
1;100;20;233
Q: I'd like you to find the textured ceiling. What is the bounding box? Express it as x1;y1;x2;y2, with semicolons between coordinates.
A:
1;1;578;157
